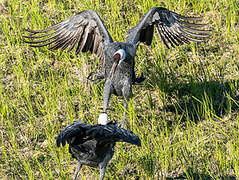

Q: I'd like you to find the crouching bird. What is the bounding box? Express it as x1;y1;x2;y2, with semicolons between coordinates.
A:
24;7;210;126
56;113;141;180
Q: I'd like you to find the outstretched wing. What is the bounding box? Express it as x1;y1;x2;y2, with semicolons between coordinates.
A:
24;10;114;64
126;7;210;48
86;122;141;146
56;121;90;147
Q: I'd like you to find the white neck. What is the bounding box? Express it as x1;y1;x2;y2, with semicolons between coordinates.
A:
98;113;108;125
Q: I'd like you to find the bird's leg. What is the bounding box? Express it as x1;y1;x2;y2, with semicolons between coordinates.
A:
122;99;129;128
73;162;82;180
122;81;131;128
99;166;107;180
103;79;113;112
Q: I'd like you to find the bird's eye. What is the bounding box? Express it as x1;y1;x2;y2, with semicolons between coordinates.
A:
113;53;120;61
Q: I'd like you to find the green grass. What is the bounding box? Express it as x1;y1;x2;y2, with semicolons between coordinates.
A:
0;0;239;179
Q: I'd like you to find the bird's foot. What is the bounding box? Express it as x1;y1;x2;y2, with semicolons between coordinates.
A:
133;73;145;84
87;71;104;83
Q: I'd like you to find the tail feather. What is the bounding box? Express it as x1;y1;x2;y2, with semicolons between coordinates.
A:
56;121;141;147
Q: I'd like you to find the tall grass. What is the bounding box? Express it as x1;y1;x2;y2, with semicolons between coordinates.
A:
0;0;239;179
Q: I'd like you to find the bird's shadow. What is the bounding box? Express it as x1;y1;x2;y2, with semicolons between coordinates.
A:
136;153;236;179
166;167;236;180
142;61;239;124
166;79;238;122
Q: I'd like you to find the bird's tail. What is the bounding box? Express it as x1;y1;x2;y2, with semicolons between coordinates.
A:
116;126;141;146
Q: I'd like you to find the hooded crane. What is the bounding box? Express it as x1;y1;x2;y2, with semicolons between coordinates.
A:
24;7;210;126
56;113;141;180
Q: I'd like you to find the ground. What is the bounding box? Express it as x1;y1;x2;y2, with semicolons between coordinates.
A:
0;0;239;179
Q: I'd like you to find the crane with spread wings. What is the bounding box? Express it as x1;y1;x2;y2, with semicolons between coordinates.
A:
24;7;210;126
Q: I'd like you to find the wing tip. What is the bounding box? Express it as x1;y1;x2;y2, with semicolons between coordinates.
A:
136;138;141;147
24;28;43;34
56;134;68;147
56;136;63;147
177;14;204;21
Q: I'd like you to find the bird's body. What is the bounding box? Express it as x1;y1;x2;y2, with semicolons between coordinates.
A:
70;139;114;167
102;42;136;119
56;119;141;180
24;7;210;126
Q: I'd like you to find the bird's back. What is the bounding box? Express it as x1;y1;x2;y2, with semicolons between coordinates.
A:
57;121;141;166
56;122;113;167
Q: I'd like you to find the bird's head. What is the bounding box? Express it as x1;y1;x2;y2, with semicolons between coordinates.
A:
109;49;126;80
98;113;108;125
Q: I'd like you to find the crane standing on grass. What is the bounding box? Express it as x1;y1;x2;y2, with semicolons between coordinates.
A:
24;7;210;127
56;113;141;180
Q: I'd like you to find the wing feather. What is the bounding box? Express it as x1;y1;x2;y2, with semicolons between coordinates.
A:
156;24;169;49
57;122;141;148
126;7;210;48
56;121;90;147
93;34;101;54
86;123;141;146
24;10;113;64
164;26;184;45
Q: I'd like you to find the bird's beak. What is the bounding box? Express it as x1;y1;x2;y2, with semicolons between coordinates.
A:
109;61;118;80
118;59;123;66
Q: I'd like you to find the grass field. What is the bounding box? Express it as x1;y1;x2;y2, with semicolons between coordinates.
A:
1;0;239;179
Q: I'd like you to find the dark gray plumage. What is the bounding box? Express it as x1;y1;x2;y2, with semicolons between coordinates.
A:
56;120;141;180
24;7;210;126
